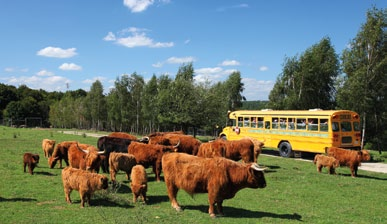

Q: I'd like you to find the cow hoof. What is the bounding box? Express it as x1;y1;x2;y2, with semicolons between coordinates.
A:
210;213;216;218
174;207;183;212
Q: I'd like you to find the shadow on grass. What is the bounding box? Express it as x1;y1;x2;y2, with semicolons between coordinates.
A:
33;171;57;176
145;195;170;205
336;173;387;180
182;205;302;220
0;197;37;202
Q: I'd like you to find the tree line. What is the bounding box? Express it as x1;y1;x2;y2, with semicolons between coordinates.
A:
1;7;386;149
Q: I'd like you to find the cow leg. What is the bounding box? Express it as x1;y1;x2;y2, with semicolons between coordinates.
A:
167;184;181;211
317;164;322;173
23;163;27;173
110;169;116;185
64;188;72;204
216;200;224;217
80;191;86;208
153;164;161;182
28;164;33;175
207;192;217;217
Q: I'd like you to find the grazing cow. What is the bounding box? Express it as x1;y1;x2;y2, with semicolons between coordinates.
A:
42;139;56;158
197;140;226;158
149;133;201;155
242;137;265;163
130;165;148;203
48;141;77;168
23;153;40;175
109;152;137;185
97;136;134;173
61;167;108;207
128;141;178;182
162;153;267;217
313;154;340;174
68;143;103;173
217;138;255;163
326;147;371;177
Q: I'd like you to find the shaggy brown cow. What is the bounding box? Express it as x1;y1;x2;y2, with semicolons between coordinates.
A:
108;132;138;141
326;147;371;177
42;139;56;158
149;133;201;155
23;153;40;175
162;153;267;217
109;152;137;185
128;141;177;182
48;141;77;168
197;140;226;158
68;143;103;173
313;154;340;174
242;137;265;163
61;167;108;207
130;165;148;203
217;138;255;163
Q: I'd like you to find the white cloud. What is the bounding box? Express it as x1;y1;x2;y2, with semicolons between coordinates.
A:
104;27;174;48
194;67;234;83
37;47;77;58
123;0;154;13
82;76;107;85
242;78;274;101
5;67;29;73
166;56;195;64
220;60;240;66
152;62;163;68
59;63;82;71
103;32;116;41
259;66;269;71
4;75;71;92
36;69;54;76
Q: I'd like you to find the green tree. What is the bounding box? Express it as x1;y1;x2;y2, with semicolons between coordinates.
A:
225;71;245;111
86;80;106;130
142;75;159;133
337;7;387;150
269;37;340;110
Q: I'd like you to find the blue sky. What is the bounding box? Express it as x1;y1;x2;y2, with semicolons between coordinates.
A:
0;0;386;100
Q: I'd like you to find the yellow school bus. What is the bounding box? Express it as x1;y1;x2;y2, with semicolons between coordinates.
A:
219;109;361;157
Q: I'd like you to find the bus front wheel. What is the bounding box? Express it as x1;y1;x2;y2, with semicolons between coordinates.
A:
279;142;294;158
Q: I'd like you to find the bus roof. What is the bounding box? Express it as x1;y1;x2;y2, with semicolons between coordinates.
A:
228;109;357;119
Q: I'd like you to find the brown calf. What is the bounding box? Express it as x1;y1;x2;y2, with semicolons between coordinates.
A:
109;152;137;185
61;167;108;207
313;154;340;174
42;139;56;158
23;153;40;175
130;165;148;203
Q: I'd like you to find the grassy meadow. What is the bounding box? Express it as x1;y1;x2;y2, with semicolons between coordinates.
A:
0;126;386;224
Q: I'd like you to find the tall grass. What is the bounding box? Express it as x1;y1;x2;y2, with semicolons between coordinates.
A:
0;126;386;223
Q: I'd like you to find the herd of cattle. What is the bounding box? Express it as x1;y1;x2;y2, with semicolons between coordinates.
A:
22;131;370;217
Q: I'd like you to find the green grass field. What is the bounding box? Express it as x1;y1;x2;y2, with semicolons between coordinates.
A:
0;126;386;224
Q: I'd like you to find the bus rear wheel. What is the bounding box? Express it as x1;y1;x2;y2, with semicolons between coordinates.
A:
279;142;294;158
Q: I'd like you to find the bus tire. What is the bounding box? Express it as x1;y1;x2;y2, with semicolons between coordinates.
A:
279;142;294;158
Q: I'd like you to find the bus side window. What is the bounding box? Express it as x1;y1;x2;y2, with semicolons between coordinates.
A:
332;122;339;132
308;118;318;131
265;121;271;129
251;117;257;128
272;118;279;129
244;117;250;127
258;117;264;128
238;117;243;127
320;119;328;132
288;118;295;129
297;118;306;130
280;118;287;129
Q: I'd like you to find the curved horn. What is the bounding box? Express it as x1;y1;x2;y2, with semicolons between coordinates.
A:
173;140;181;148
97;150;105;155
250;163;266;171
76;143;89;154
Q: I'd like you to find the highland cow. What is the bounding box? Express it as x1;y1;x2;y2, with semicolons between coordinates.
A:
42;139;56;158
23;153;40;175
130;165;148;203
326;147;371;177
313;154;340;174
61;167;108;207
109;152;137;185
